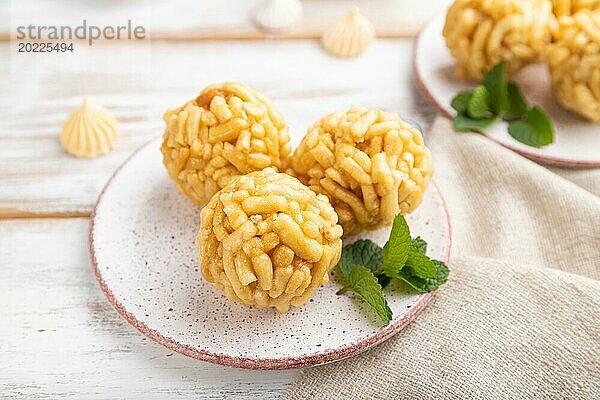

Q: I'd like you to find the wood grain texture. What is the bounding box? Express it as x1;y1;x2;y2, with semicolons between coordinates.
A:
0;218;299;399
3;0;452;40
1;39;437;217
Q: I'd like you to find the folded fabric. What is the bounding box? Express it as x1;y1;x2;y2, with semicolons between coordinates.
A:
283;117;600;399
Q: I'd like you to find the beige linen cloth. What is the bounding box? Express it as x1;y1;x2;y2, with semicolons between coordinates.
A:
284;117;600;399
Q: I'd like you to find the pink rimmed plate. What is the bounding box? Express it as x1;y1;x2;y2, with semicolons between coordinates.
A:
90;136;451;370
414;12;600;167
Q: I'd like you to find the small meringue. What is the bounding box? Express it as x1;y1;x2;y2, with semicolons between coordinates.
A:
60;98;119;158
321;7;375;57
254;0;303;32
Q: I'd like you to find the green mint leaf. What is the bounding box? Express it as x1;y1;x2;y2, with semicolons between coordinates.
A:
507;107;553;148
453;114;496;132
405;248;437;279
398;259;449;293
449;62;556;150
525;106;553;145
504;82;528;121
343;266;393;324
411;237;428;255
482;62;508;115
507;121;535;145
382;214;411;278
338;239;383;277
450;90;473;114
467;85;491;119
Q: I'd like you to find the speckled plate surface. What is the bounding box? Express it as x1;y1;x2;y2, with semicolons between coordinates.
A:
414;13;600;167
90;136;451;370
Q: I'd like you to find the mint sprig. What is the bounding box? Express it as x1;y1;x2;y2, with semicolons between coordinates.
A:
467;85;492;119
398;260;449;294
453;114;496;132
508;107;553;148
338;239;383;276
450;62;554;148
505;83;528;121
405;249;437;279
450;90;472;114
335;214;449;325
411;236;428;254
382;214;411;277
481;62;508;115
344;266;393;324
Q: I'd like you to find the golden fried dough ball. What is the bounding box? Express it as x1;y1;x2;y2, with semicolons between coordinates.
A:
161;82;292;206
197;167;343;312
552;0;599;17
289;108;432;236
443;0;556;79
547;9;600;121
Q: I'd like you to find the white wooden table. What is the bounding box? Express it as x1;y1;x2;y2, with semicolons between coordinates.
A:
1;1;447;398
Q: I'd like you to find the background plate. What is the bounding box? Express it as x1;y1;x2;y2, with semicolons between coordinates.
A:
414;13;600;167
90;135;451;370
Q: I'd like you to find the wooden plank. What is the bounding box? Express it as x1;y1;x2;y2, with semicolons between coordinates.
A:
2;0;452;40
1;39;437;217
0;209;89;218
0;218;298;398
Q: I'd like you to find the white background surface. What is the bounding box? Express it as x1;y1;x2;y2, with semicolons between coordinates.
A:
1;0;446;398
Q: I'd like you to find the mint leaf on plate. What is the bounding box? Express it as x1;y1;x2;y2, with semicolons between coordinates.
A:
507;121;536;146
338;239;383;276
504;82;528;121
335;214;450;324
405;248;437;279
450;62;554;149
382;214;411;277
398;259;449;293
508;107;553;148
344;266;393;324
451;90;472;114
467;85;491;119
482;62;508;115
525;106;553;144
453;114;496;132
411;236;427;255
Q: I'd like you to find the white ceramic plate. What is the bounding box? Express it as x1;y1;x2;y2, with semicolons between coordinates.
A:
414;13;600;167
90;137;451;370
